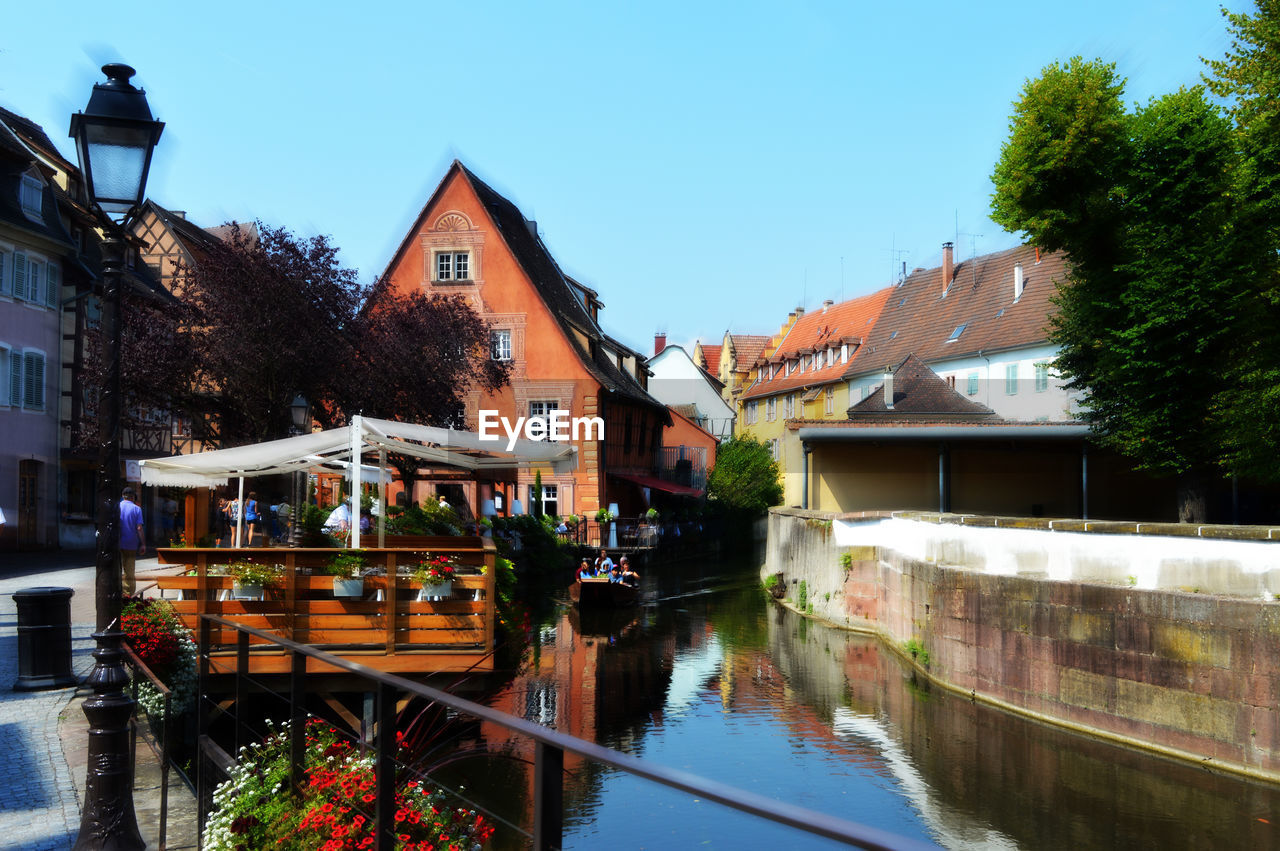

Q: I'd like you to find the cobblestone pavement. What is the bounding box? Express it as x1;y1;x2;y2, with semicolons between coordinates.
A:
0;550;197;850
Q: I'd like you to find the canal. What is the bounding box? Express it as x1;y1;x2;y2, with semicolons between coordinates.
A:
433;553;1280;849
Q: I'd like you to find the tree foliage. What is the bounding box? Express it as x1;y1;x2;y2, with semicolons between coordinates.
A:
171;222;367;446
991;50;1275;518
706;435;783;514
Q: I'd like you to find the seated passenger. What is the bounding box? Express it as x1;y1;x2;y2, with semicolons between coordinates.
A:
576;559;593;581
594;549;614;576
609;563;624;583
619;557;640;588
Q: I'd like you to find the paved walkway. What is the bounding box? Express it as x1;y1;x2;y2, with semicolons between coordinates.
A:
0;550;197;850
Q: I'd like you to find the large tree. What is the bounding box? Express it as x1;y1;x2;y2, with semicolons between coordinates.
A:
326;288;511;495
1204;1;1280;483
171;222;367;446
992;59;1265;521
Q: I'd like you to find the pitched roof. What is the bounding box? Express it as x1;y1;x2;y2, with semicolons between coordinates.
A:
846;353;997;421
741;287;891;401
381;161;667;416
0;105;76;173
696;343;721;372
727;334;772;370
842;244;1067;379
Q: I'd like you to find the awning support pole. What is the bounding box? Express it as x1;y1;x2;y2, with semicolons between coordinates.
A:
350;415;363;549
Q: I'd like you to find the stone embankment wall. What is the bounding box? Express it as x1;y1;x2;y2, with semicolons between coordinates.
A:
764;507;1280;782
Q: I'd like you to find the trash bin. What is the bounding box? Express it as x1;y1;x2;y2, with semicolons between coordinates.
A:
12;586;77;691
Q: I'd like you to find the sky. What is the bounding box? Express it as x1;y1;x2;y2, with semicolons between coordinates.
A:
1;1;1239;357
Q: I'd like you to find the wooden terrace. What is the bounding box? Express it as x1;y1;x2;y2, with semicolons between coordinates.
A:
154;536;497;676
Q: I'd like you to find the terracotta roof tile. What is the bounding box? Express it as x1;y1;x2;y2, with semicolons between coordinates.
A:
741;288;891;401
697;343;721;372
843;244;1067;379
847;353;996;418
728;334;772;370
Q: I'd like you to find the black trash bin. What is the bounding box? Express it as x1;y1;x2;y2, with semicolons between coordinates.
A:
12;586;77;691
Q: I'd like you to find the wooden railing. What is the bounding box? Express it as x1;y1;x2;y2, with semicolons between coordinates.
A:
155;538;497;674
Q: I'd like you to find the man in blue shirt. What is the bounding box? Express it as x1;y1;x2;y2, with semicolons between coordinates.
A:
119;487;145;596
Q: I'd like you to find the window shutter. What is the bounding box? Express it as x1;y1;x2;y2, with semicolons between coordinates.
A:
23;352;44;409
9;353;23;407
12;252;27;300
28;261;42;306
45;263;59;308
0;250;8;297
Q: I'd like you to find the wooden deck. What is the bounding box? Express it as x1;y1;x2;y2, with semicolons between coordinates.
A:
155;538;497;675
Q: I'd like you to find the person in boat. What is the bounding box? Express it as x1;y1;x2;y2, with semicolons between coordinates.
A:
619;556;640;588
609;563;624;583
576;559;593;581
594;549;614;576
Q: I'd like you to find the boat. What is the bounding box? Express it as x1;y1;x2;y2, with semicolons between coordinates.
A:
570;577;638;607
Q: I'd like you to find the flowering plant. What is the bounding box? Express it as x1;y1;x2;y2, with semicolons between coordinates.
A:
121;598;197;715
226;560;282;587
205;718;495;850
325;550;369;578
413;555;457;585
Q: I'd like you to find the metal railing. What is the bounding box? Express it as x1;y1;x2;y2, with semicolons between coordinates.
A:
195;613;932;850
124;644;174;851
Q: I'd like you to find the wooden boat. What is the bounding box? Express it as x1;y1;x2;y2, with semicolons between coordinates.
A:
570;577;638;608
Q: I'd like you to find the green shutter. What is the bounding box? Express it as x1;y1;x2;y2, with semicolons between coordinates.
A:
12;252;27;300
24;352;43;409
45;262;59;308
8;352;22;407
0;250;8;297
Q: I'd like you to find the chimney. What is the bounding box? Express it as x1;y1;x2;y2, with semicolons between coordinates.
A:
794;305;806;317
822;299;834;313
1013;264;1024;301
525;218;538;239
883;370;895;410
654;332;667;356
942;242;954;296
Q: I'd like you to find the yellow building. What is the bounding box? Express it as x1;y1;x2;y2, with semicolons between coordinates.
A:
734;290;891;502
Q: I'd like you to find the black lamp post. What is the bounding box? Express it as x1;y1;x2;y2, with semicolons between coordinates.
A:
288;394;310;546
69;63;163;851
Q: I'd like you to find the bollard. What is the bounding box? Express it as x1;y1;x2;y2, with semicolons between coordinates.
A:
12;586;77;691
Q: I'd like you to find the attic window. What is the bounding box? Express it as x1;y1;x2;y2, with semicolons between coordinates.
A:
898;297;907;307
20;175;42;220
436;251;471;282
947;324;967;343
995;309;1005;319
888;331;898;340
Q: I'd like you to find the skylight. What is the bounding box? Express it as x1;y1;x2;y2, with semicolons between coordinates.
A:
947;324;967;342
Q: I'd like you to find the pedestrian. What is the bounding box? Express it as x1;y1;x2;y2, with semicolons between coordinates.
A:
276;499;292;542
244;492;260;545
119;487;145;596
161;495;179;544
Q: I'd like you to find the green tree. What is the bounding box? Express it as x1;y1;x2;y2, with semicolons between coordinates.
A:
992;58;1263;521
707;435;783;514
1204;1;1280;483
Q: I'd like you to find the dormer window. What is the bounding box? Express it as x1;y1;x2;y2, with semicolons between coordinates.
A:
20;175;43;221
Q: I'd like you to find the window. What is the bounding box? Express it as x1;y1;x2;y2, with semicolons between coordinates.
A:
5;349;44;410
20;175;42;219
436;251;471;281
172;416;192;438
770;438;780;461
528;483;558;517
529;400;561;418
766;397;776;421
824;386;835;416
967;372;979;396
946;375;956;389
947;324;967;343
1035;363;1049;393
746;400;758;425
1005;363;1019;395
841;343;848;363
784;394;795;418
490;329;512;361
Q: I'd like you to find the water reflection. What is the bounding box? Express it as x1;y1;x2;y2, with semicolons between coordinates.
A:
440;558;1280;849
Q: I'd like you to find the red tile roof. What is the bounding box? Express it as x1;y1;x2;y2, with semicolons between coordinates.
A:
843;244;1067;379
741;288;891;401
846;353;996;419
697;343;722;372
728;334;772;371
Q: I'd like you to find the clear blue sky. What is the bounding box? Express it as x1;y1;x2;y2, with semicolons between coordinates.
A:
2;1;1237;357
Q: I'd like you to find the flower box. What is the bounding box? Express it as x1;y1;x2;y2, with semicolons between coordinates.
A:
332;577;365;598
416;580;453;601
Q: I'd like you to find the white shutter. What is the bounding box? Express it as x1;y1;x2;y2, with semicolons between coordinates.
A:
45;262;59;308
12;252;27;300
9;352;22;407
23;352;44;409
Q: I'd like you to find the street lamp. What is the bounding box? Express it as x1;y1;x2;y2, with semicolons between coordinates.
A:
288;394;310;546
69;62;163;851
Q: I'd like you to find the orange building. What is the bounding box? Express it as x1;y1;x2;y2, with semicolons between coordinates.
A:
375;161;669;518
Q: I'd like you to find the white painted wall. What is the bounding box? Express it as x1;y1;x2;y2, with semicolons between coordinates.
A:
847;344;1080;422
647;345;736;439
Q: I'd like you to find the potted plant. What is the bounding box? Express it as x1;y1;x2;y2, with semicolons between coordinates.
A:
325;551;368;598
413;555;458;601
227;560;281;600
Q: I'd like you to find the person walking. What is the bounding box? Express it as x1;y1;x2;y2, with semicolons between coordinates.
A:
119;487;145;596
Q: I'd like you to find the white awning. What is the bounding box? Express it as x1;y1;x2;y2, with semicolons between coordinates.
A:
138;415;578;488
